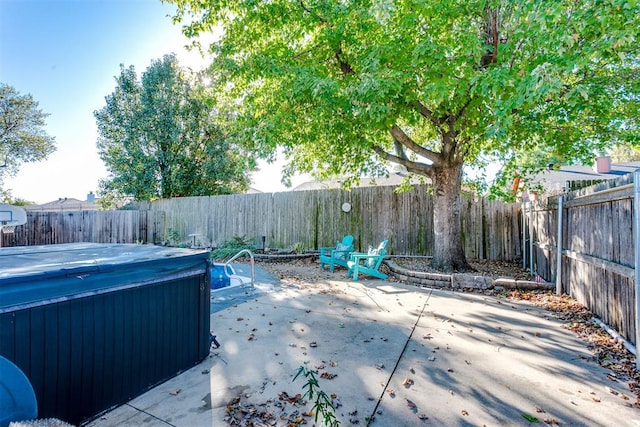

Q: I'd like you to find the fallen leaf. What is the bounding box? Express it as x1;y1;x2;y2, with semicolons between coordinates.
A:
406;399;417;411
169;389;181;396
461;409;469;416
402;378;414;387
320;372;337;379
522;413;538;423
236;317;244;321
387;389;395;397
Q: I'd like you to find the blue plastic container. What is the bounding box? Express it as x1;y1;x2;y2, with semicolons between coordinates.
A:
210;263;233;289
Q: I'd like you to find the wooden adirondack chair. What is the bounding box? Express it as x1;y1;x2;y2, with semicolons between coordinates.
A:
319;235;354;272
347;240;389;281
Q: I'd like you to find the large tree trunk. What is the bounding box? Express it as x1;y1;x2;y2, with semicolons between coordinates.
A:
430;161;470;272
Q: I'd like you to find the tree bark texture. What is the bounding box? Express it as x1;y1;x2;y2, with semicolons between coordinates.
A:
430;161;470;272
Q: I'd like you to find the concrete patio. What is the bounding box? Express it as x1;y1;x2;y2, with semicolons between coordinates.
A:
88;264;638;426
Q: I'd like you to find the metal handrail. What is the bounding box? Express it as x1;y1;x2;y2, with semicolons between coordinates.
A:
224;249;254;289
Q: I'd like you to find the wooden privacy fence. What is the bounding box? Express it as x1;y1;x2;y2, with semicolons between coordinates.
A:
527;173;636;344
150;185;521;260
2;210;164;247
3;186;522;260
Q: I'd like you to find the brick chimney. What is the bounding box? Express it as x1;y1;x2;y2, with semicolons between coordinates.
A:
594;156;611;174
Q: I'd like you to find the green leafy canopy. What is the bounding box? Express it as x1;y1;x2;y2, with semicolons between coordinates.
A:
171;0;638;188
94;54;256;204
169;0;638;269
0;83;56;186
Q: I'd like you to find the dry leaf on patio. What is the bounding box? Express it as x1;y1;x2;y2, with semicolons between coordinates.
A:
236;317;244;321
406;399;417;411
169;389;181;396
387;389;395;397
321;372;337;379
461;409;469;416
402;378;414;387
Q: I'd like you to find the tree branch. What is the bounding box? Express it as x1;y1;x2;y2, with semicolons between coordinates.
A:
390;125;440;165
411;100;445;127
334;46;354;76
297;0;326;23
371;145;434;177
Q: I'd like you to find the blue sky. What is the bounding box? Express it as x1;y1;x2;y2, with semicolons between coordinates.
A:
1;0;290;204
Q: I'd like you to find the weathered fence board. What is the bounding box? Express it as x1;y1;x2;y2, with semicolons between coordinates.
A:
4;186;522;262
151;185;521;259
529;174;636;344
2;210;163;247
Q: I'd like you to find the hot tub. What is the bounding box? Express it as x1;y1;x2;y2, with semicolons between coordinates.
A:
0;243;211;425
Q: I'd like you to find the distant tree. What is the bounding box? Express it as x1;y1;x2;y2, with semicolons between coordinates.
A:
0;190;34;206
172;1;639;271
94;54;254;204
0;83;56;184
610;143;640;163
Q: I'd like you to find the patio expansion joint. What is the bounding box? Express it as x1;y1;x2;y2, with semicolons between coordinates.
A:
366;287;433;426
123;403;177;426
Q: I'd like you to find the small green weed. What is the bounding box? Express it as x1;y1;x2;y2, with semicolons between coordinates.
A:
290;241;305;254
293;365;340;427
165;228;181;246
211;235;256;260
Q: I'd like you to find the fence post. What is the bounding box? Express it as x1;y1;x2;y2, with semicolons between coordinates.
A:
529;201;535;276
522;199;526;269
634;170;640;369
556;194;563;295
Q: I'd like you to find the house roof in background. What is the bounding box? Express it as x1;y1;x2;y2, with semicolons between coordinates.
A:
532;161;640;193
25;197;99;211
292;172;428;191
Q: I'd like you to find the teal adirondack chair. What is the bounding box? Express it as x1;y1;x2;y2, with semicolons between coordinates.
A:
319;235;354;272
347;240;389;281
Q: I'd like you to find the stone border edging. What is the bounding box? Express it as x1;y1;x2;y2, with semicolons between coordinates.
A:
384;260;554;291
253;253;316;263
